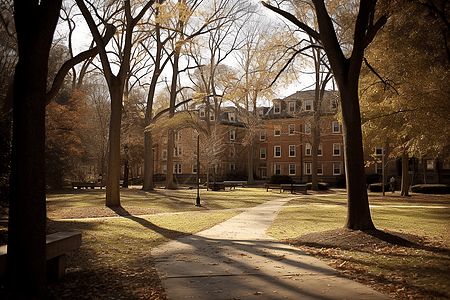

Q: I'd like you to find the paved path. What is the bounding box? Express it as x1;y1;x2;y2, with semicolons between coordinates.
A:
152;197;389;299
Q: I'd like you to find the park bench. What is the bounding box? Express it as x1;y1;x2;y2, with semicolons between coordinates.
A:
264;183;307;194
208;182;225;191
0;231;82;282
223;180;247;190
71;182;102;189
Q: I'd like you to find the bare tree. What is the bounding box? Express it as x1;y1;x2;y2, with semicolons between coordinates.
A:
263;0;388;229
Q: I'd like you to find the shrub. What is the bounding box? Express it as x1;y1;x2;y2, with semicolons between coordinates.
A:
224;169;247;181
366;173;382;185
269;174;293;184
410;184;450;194
368;183;390;192
306;182;329;190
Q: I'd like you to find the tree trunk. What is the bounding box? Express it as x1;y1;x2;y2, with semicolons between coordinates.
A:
106;86;123;206
340;84;375;230
7;1;62;297
247;144;255;185
143;131;154;190
401;150;410;196
166;129;177;189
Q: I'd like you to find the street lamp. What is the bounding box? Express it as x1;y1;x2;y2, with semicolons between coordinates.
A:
195;134;201;207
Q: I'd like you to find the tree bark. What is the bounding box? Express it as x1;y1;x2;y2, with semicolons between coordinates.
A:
106;85;123;206
7;1;62;297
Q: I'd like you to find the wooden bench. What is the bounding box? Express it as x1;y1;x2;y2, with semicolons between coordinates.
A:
0;232;82;282
208;182;225;191
264;183;307;194
223;180;247;190
72;182;102;189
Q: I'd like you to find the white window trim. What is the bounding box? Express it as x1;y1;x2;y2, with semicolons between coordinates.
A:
289;101;295;112
260;148;266;159
289;145;296;157
289;124;295;135
305;100;312;111
333;162;341;175
318;144;323;156
317;163;323;175
274;103;281;114
305;162;311;175
260;131;266;141
230;130;236;141
289;164;296;175
274;146;281;158
305;143;312;156
192;164;198;174
274;127;281;136
333;143;340;156
332;121;340;133
275;164;281;175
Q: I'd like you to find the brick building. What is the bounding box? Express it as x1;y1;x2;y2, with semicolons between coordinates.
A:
152;90;346;185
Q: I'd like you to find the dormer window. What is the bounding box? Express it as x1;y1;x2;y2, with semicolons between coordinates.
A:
304;100;312;111
274;103;281;114
229;113;235;122
199;109;205;117
288;102;295;112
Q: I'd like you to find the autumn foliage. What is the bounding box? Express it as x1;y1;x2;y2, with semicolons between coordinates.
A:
45;90;87;188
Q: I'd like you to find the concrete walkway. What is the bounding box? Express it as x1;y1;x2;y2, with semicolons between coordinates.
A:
152;197;389;299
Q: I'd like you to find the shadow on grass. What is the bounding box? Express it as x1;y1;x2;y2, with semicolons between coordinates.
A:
109;206;187;240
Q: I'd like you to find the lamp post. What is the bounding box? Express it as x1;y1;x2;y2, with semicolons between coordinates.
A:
195;134;201;206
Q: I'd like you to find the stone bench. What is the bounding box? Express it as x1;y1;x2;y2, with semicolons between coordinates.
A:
71;182;102;189
0;231;81;282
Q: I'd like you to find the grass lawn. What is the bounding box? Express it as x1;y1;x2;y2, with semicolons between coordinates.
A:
266;192;450;299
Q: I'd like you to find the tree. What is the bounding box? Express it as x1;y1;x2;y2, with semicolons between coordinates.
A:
6;0;62;297
360;1;450;195
75;0;157;206
263;0;388;230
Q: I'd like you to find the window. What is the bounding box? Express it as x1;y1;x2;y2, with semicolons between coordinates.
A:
230;147;235;157
305;124;311;134
193;164;198;174
178;146;182;156
318;144;323;156
289;145;296;157
333;143;340;156
162;150;167;159
333;121;340;133
230;130;235;141
229;113;236;122
304;100;312;111
443;161;450;170
230;163;236;171
427;160;435;170
274;127;281;136
162;165;167;174
260;148;266;159
274;146;281;157
289;102;295;112
199;109;205;117
260;131;266;141
332;99;338;109
275;164;281;175
289;164;296;175
289;124;295;135
333;162;341;175
305;163;311;175
317;163;323;175
210;114;215;121
274;102;281;114
305;143;312;156
174;163;182;174
376;163;382;174
174;146;178;157
260;169;267;178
